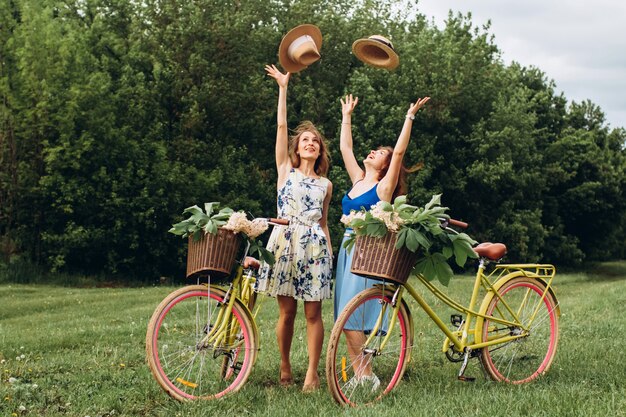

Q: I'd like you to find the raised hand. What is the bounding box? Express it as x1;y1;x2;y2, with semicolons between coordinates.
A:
265;64;290;88
406;96;430;118
340;94;359;118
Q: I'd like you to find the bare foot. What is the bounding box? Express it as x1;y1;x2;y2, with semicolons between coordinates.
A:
302;370;320;392
279;365;294;387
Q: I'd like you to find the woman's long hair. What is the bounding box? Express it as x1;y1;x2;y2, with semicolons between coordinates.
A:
288;121;330;177
377;146;423;200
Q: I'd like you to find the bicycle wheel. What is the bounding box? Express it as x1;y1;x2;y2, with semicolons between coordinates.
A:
479;277;559;383
326;286;411;406
146;285;257;401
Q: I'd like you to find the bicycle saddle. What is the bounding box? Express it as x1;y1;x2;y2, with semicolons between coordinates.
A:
473;242;507;260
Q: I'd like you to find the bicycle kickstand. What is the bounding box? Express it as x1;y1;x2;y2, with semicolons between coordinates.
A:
457;348;475;382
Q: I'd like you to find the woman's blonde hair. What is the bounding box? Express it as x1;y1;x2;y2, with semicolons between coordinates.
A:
377;146;423;200
288;121;330;176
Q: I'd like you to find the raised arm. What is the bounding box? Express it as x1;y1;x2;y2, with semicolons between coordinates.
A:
339;94;364;184
378;96;430;201
265;64;292;184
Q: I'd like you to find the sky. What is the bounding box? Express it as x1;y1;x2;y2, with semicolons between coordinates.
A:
416;0;626;130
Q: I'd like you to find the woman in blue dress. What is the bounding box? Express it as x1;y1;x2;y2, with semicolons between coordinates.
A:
334;93;429;388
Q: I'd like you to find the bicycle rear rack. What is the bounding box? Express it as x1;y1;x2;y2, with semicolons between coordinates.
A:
493;264;556;280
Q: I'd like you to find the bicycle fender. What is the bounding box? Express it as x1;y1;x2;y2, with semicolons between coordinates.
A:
474;272;560;345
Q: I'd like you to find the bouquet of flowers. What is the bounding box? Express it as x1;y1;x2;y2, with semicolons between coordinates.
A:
169;202;275;265
341;194;477;285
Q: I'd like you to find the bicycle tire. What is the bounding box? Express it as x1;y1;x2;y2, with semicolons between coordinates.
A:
146;285;257;400
326;286;411;406
479;277;559;383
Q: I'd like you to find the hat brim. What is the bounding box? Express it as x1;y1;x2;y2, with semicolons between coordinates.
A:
279;24;323;73
352;38;399;70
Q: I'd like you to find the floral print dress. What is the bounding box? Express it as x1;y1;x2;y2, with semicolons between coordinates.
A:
255;168;332;301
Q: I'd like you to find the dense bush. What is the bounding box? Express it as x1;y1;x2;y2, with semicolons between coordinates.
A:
1;0;624;281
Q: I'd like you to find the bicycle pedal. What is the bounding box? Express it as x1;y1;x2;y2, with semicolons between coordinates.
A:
457;375;476;382
450;314;463;327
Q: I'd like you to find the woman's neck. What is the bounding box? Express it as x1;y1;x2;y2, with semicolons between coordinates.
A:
297;159;318;178
363;167;380;184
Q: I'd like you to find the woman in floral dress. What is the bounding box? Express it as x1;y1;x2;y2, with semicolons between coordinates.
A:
255;64;333;392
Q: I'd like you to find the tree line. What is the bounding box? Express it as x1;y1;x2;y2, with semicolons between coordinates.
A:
1;0;625;281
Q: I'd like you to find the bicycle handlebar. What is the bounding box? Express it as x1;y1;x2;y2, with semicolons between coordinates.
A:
259;217;289;226
439;217;469;230
447;218;468;229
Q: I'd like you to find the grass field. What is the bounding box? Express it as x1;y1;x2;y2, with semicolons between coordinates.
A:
1;262;625;416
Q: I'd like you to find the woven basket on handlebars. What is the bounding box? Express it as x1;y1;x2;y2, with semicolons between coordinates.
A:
186;228;242;278
350;232;419;284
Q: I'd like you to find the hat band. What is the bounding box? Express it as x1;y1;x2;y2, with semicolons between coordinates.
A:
371;37;395;51
288;35;316;57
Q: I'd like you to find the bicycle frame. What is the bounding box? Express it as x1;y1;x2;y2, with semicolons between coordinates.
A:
197;245;258;351
365;260;558;354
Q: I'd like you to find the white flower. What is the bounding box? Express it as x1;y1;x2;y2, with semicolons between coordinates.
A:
222;212;268;239
340;210;366;226
8;377;18;384
369;202;405;232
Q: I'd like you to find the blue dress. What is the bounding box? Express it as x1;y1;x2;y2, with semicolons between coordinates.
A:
334;183;381;326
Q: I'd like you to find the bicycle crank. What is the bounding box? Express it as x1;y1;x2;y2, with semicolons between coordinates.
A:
457;348;476;382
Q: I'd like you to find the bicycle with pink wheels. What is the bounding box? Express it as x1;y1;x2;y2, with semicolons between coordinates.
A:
146;218;288;401
326;219;560;406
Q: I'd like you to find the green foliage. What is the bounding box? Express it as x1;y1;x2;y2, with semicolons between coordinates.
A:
169;202;275;265
0;0;624;281
168;203;234;239
344;195;478;284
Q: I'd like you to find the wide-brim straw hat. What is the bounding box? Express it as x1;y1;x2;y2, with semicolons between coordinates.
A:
352;35;399;70
278;24;323;73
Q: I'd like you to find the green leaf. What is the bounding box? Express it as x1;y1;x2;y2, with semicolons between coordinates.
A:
393;195;407;206
395;228;408;249
424;194;442;210
453;240;468;266
380;201;393;212
414;256;436;281
434;258;454;286
204;220;218;235
204;202;219;216
405;229;419;252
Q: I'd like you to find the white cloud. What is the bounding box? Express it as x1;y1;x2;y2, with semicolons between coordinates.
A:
417;0;626;129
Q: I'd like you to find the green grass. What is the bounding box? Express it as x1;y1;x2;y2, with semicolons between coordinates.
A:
1;262;625;416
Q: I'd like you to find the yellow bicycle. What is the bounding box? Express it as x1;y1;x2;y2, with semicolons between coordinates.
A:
146;218;287;401
326;220;560;406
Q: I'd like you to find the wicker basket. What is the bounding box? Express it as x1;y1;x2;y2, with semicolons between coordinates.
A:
186;228;242;278
350;232;419;284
